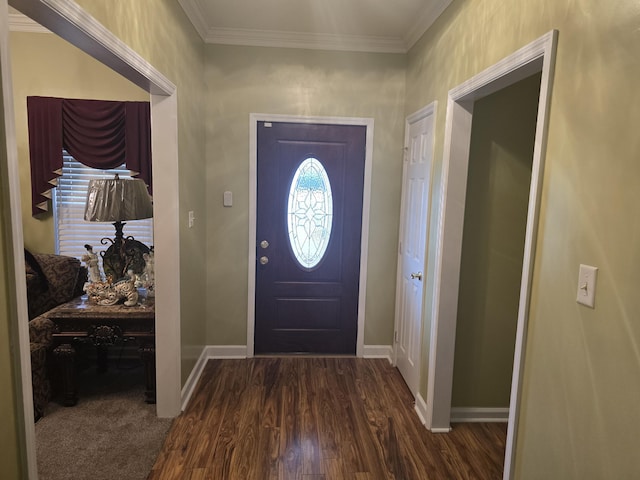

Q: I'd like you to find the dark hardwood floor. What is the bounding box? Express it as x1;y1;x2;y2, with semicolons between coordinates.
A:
149;358;506;479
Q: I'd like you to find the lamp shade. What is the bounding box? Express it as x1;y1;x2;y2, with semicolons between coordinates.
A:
84;176;153;222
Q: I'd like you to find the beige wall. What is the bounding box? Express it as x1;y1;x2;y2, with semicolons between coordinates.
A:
4;0;637;477
74;0;207;380
203;45;406;346
452;73;539;408
407;0;640;477
9;31;149;255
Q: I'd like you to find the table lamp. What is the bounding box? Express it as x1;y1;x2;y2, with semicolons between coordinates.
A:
84;174;153;281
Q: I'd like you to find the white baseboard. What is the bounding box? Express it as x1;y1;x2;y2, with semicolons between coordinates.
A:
414;393;428;425
181;344;400;410
181;345;248;411
206;345;248;359
180;346;208;412
362;344;393;363
450;407;509;423
414;394;452;433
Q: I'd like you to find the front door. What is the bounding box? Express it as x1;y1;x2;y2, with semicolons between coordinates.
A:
255;121;366;354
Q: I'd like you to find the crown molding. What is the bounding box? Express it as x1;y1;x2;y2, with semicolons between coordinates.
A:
8;12;51;33
177;0;209;40
204;27;406;53
10;0;452;53
404;0;452;50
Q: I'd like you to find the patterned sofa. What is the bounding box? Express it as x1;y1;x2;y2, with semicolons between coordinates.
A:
25;250;87;418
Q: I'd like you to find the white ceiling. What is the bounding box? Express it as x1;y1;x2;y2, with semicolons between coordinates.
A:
177;0;453;53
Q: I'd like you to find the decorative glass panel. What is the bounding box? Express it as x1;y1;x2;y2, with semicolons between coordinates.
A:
287;157;333;269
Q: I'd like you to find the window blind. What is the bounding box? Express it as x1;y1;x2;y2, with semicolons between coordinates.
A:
54;152;154;263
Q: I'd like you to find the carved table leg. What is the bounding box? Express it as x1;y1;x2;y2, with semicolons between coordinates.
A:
53;343;77;406
139;344;156;404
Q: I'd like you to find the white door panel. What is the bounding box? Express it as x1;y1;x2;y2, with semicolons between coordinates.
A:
395;105;435;396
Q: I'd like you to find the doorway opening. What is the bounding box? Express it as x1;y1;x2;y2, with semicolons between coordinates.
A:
425;31;558;480
2;1;182;477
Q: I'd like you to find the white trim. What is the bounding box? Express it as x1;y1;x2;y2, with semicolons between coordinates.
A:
180;346;208;411
177;0;451;54
450;407;510;423
362;345;393;363
404;0;452;51
414;393;428;425
176;0;209;41
11;0;175;95
1;2;37;476
247;113;374;359
3;0;184;476
204;27;406;54
206;345;248;359
151;92;182;419
426;31;558;480
180;345;248;411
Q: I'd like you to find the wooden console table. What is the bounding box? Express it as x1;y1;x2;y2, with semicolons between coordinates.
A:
47;295;155;406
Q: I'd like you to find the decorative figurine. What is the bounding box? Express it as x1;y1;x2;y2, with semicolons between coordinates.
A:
81;244;102;284
82;246;139;306
141;247;155;297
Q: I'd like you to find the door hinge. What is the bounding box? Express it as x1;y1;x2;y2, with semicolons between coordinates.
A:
394;331;398;343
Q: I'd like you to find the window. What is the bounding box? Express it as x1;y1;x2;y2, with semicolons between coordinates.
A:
54;152;154;263
286;157;333;269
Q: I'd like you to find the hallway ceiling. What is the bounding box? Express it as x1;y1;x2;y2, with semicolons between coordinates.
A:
178;0;453;53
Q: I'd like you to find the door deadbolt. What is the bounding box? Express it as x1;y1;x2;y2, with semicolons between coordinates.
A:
260;240;269;249
259;256;269;265
410;271;423;281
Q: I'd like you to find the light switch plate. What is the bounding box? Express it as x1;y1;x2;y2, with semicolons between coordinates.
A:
576;264;598;308
223;191;233;207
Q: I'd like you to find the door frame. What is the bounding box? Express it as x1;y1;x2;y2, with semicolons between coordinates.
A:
247;113;374;357
426;31;558;479
2;1;182;477
392;101;436;394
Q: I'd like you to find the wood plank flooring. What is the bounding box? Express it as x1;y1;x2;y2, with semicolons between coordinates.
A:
149;358;506;480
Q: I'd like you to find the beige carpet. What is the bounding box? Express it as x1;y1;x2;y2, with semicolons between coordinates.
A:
35;364;172;480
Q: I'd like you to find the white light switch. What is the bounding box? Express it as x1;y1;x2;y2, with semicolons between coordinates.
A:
223;191;233;207
576;264;598;308
188;210;195;228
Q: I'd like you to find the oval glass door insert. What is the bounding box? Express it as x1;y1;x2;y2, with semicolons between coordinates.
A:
287;157;333;269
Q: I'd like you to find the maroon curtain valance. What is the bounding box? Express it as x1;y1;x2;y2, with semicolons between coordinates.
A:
27;96;152;216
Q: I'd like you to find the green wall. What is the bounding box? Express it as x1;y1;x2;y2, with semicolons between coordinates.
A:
4;0;639;477
9;31;149;255
452;73;540;408
407;0;640;477
73;0;207;380
204;45;406;346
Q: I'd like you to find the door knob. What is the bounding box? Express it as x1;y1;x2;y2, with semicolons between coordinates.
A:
410;271;423;281
260;240;269;249
259;256;269;265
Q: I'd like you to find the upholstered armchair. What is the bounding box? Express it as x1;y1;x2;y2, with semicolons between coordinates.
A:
25;251;87;418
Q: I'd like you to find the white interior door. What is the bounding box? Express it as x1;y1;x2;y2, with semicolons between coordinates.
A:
394;104;435;396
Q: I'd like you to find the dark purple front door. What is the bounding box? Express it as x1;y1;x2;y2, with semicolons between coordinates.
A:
255;121;366;354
